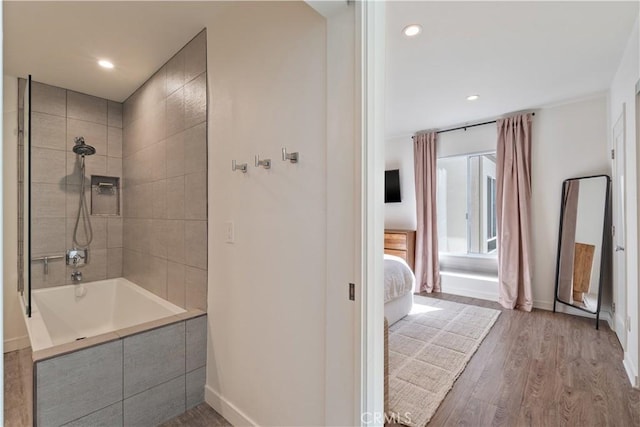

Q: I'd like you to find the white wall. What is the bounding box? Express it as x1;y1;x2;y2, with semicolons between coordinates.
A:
531;96;610;312
205;3;330;425
609;15;639;387
3;76;29;352
384;136;416;230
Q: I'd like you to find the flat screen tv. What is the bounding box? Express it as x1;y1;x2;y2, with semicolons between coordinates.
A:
385;169;401;203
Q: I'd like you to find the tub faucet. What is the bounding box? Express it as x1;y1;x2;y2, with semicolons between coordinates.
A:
71;270;83;283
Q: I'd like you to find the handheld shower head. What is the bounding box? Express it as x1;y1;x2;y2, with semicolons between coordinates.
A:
72;137;96;156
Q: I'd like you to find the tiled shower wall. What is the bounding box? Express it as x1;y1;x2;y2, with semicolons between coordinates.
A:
122;30;208;310
29;82;123;288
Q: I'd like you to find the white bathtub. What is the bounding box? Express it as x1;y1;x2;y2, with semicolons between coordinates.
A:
21;277;185;351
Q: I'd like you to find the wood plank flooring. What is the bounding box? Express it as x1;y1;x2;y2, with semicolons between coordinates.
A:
4;293;639;426
421;293;640;427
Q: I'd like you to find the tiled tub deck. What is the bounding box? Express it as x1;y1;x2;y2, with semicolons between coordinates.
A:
33;313;207;427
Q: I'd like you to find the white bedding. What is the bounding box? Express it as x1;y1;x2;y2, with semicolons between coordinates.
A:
384;254;415;303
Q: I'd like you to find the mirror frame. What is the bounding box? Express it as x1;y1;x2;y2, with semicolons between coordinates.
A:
553;174;611;329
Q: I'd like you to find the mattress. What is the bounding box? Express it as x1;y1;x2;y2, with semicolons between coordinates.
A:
384;254;415;303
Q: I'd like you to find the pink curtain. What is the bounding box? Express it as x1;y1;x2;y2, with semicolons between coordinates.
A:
496;114;533;311
414;132;441;293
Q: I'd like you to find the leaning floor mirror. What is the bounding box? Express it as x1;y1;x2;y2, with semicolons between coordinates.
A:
553;175;610;329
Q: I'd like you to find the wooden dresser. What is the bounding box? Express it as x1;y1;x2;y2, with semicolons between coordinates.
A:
384;229;416;271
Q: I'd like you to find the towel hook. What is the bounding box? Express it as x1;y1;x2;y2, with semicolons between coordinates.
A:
232;160;248;173
282;147;299;163
255;155;271;169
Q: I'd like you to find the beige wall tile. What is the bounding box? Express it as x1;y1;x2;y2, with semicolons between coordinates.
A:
185;172;207;220
185;221;207;269
185;266;207;311
107;156;122;178
150;219;168;259
32;112;66;150
165;132;185;178
123;218;151;254
77;248;107;282
67;118;107;156
107;247;123;279
166;176;185;219
166;87;185;137
152;180;168;219
166;220;185;264
107;217;123;248
167;261;186;308
67;91;107;125
32;183;66;218
184;73;206;128
166;50;185;95
32;148;66;184
107;101;123;129
66;153;107;186
184;31;206;82
31;81;66;117
150;140;167;182
31;218;66;256
31;258;67;289
184;122;207;174
66;216;106;251
107;127;123;158
147;256;168;299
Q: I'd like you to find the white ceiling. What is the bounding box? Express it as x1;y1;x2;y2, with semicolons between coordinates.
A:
386;1;639;137
4;1;221;102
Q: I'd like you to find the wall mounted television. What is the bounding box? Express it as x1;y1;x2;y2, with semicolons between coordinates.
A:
385;169;401;203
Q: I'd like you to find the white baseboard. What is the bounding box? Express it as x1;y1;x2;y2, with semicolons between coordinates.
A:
623;354;639;389
205;384;259;426
4;335;30;353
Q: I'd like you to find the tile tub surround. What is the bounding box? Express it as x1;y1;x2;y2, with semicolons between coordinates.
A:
28;80;123;289
33;313;207;427
123;30;208;312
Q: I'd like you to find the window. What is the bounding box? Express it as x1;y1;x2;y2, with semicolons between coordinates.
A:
437;152;498;258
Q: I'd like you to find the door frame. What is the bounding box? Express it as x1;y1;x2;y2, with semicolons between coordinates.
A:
612;104;627;349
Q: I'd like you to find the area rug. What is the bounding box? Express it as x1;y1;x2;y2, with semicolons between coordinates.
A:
387;296;500;427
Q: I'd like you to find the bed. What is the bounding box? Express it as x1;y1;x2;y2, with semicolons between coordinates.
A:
384;254;415;325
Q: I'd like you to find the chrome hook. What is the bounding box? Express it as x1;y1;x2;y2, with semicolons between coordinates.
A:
255;155;271;169
232;160;248;173
282;147;299;163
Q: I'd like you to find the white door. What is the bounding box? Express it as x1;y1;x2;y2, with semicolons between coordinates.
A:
612;105;627;349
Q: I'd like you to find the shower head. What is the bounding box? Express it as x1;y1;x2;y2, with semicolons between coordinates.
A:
72;137;96;156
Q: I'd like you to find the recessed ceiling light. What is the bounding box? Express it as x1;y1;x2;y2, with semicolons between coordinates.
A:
466;94;480;101
403;24;422;37
98;60;114;69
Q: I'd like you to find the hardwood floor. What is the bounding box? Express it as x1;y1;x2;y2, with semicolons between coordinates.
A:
420;293;640;427
3;347;32;427
4;294;639;426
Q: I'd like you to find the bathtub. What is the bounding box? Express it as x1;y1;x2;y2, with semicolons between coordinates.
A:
21;278;207;426
22;277;185;351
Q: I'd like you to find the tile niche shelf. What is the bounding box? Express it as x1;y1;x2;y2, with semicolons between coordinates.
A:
91;175;120;216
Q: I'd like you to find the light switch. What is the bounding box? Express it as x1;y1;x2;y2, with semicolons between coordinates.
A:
224;221;234;243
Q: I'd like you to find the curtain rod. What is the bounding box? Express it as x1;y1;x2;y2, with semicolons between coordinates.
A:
412;112;536;139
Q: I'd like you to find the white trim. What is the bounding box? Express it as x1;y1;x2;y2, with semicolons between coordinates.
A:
360;0;385;425
622;352;640;389
623;355;639;388
3;336;30;353
205;385;260;427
